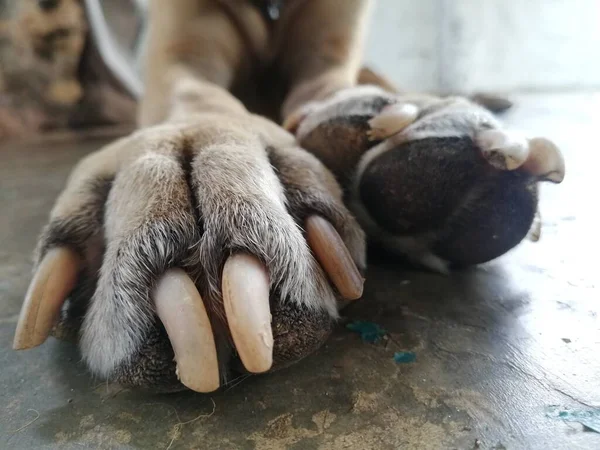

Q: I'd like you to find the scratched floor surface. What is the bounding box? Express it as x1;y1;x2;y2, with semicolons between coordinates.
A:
1;93;599;449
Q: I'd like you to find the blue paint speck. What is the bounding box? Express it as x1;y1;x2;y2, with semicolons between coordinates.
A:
546;406;600;433
346;321;387;343
393;351;416;364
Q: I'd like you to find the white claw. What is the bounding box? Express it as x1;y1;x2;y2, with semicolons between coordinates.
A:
524;137;565;183
153;269;220;393
475;129;530;170
527;209;542;242
283;103;319;134
222;254;273;374
368;103;419;140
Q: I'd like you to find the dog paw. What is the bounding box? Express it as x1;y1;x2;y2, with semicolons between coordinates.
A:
288;86;565;271
13;115;365;392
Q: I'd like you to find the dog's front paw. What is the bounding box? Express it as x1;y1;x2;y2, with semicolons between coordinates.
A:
13;116;366;392
288;86;565;271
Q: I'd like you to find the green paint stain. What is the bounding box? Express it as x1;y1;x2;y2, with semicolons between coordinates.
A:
346;321;387;343
393;351;416;364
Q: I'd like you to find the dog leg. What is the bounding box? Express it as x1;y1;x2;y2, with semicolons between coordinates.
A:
279;0;374;122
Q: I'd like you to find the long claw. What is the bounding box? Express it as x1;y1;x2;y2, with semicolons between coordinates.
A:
222;254;273;374
13;248;79;350
527;209;542;242
470;92;514;113
475;131;566;183
153;269;219;393
475;129;530;170
523;137;565;183
367;103;419;141
305;215;364;300
283;103;318;134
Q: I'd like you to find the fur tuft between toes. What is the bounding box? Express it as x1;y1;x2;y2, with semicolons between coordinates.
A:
80;218;198;378
193;142;339;319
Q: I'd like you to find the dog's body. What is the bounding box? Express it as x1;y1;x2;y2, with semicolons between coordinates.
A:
13;0;565;393
138;0;372;127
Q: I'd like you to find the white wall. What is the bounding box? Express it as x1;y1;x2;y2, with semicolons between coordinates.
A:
364;0;600;93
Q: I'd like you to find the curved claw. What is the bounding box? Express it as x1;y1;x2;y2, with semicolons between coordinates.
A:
367;103;419;141
222;254;273;374
475;129;530;170
153;269;219;393
470;92;514;114
475;130;565;183
283;103;318;134
13;248;80;350
527;209;542;242
305;215;364;300
524;137;565;183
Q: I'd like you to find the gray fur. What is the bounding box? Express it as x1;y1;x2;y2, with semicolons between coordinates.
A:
81;151;199;377
35;120;362;382
295;87;544;273
192;137;339;318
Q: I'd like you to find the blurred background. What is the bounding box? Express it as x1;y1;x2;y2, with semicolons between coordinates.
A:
1;0;598;140
366;0;600;94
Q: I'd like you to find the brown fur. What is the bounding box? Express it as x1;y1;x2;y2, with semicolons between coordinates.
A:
27;0;556;391
42;0;376;388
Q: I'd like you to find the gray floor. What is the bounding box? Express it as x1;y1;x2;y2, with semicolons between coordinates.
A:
1;93;599;449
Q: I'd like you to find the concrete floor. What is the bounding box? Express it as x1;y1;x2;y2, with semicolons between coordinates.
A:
1;93;599;449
